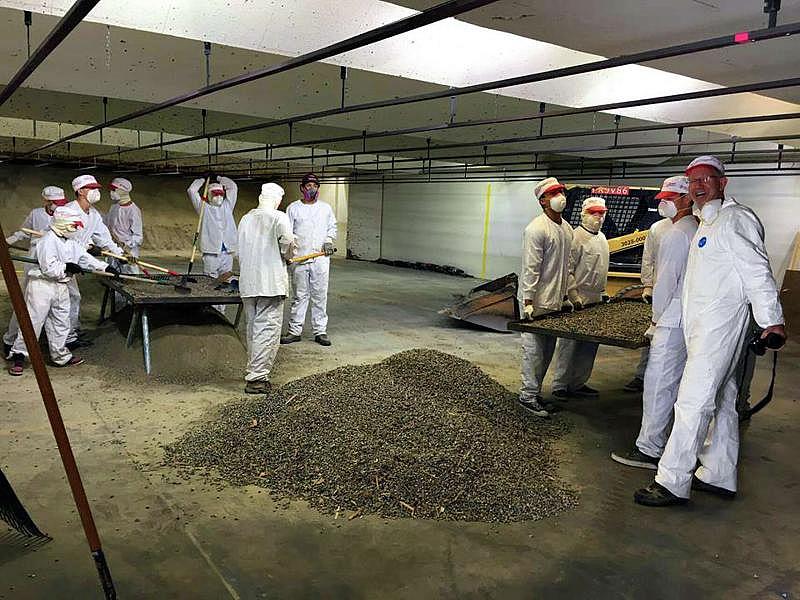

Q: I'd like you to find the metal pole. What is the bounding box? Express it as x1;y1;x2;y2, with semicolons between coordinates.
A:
0;228;116;598
24;0;501;155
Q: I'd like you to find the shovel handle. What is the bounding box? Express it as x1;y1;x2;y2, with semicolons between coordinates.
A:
22;227;43;237
101;250;177;275
290;249;337;263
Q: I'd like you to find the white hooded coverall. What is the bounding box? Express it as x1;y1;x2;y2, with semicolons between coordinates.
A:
552;225;610;392
237;196;295;382
285;199;337;336
187;178;238;277
63;200;123;343
4;207;54;347
656;199;784;497
636;215;697;458
105;201;144;274
634;217;670;380
519;213;574;400
9;230;107;364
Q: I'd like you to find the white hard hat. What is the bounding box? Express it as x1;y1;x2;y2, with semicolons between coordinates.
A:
655;176;689;199
260;182;284;200
41;185;66;202
72;174;102;191
581;196;607;213
109;177;132;192
685;155;725;176
533;177;565;200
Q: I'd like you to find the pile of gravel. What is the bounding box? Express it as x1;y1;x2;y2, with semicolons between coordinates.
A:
164;349;577;522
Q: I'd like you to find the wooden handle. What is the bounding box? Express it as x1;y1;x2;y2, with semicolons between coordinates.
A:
188;176;211;270
22;227;43;237
290;251;326;263
101;250;176;275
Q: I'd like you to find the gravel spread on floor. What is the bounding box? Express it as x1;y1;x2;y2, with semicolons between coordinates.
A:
164;349;578;522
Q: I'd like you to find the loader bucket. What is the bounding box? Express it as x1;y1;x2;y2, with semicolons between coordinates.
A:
439;273;520;332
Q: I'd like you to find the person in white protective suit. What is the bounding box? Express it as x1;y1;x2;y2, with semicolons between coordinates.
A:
518;177;575;418
105;177;143;275
7;205;119;375
3;186;68;355
64;174;125;349
281;173;337;347
611;176;697;469
237;183;296;394
635;156;786;507
187;176;238;278
551;196;610;399
624;216;671;392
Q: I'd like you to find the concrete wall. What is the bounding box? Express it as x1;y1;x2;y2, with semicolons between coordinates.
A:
347;183;383;260
346;173;799;282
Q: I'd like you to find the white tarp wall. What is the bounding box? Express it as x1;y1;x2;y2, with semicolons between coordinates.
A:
348;180;544;280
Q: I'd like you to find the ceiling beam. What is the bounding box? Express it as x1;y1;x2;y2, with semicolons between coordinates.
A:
22;0;501;156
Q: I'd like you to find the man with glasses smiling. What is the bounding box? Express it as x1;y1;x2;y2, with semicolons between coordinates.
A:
635;156;786;506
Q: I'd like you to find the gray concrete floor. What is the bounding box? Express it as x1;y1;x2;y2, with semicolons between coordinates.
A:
1;258;798;599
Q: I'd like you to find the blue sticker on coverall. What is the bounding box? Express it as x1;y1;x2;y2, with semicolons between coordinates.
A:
698;237;707;248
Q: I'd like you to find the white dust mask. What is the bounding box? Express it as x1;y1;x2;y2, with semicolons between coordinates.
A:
87;188;101;204
549;193;567;213
658;200;678;219
698;198;722;224
581;213;604;233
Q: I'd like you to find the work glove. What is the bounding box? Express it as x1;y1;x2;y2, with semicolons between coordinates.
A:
601;294;610;304
573;300;583;311
87;245;102;257
105;265;121;279
561;298;575;313
642;286;653;304
323;242;335;256
217;175;235;190
65;262;83;275
522;304;535;320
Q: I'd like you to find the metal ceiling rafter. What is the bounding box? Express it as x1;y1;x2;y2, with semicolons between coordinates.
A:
0;0;101;108
69;20;800;164
127;109;800;169
21;0;501;156
175;144;800;179
161;116;800;173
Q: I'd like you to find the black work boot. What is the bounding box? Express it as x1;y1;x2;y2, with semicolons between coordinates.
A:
315;334;331;346
280;334;301;345
634;482;688;507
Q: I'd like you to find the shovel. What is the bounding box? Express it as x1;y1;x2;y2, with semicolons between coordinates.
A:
10;255;191;294
181;175;211;287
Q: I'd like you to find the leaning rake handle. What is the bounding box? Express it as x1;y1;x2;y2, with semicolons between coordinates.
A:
0;226;117;598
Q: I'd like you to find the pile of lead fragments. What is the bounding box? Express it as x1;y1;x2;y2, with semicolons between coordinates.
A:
164;349;577;522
